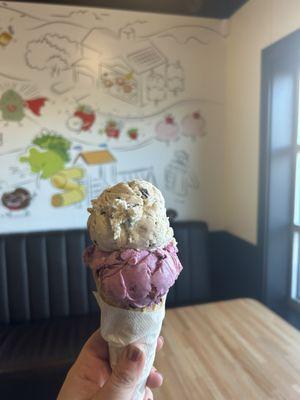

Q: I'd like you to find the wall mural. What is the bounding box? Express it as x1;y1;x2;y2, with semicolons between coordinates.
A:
0;2;226;233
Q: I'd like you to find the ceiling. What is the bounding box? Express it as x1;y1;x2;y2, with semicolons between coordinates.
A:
15;0;250;19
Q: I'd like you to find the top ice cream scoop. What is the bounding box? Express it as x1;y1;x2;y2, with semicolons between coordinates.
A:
87;180;173;251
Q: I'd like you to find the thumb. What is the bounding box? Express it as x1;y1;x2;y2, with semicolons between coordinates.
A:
94;344;145;400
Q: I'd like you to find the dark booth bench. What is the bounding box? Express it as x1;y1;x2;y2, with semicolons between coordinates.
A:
0;221;210;399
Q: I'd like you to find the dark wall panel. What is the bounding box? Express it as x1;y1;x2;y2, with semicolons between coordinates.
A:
190;224;210;302
209;231;261;301
169;221;211;307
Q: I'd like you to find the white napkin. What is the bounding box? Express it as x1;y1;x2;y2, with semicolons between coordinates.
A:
94;292;166;400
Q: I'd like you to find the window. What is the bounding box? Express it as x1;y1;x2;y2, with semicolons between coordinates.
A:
259;29;300;316
290;87;300;304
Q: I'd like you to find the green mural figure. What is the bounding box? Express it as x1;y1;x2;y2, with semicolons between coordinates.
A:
0;89;47;123
0;89;25;122
20;131;71;179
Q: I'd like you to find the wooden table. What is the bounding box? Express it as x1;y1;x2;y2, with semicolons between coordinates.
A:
154;299;300;400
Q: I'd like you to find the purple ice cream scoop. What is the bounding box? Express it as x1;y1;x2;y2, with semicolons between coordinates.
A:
84;241;182;308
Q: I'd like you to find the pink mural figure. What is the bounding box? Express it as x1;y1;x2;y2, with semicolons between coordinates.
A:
155;115;179;144
181;111;206;140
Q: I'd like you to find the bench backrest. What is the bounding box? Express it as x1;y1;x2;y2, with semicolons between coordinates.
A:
0;222;210;324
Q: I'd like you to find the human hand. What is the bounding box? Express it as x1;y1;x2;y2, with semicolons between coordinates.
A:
58;330;164;400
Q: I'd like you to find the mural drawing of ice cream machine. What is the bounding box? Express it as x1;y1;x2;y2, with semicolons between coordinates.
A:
101;43;167;106
80;30;168;106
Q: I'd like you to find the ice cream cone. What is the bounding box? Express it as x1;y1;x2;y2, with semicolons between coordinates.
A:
93;291;166;400
84;180;183;400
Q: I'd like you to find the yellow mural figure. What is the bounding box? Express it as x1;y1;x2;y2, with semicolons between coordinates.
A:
0;26;14;48
51;168;85;190
51;167;85;207
51;185;85;207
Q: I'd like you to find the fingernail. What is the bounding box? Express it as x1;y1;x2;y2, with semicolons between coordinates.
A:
160;336;164;345
157;371;163;380
127;345;143;362
153;367;163;379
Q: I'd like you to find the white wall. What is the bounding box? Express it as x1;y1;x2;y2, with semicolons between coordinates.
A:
0;2;226;234
225;0;300;244
4;0;299;238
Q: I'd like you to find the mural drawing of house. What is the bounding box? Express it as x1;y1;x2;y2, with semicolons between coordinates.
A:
74;149;117;200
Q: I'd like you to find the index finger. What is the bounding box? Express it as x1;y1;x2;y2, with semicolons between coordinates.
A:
82;329;110;361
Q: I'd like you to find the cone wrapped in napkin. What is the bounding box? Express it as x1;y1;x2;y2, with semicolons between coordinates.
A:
84;180;182;400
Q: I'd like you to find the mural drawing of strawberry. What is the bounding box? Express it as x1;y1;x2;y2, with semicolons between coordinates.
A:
127;128;138;140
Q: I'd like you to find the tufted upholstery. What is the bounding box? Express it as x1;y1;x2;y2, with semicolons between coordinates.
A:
0;222;210;325
0;230;97;324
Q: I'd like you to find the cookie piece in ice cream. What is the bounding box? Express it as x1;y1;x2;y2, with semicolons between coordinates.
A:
87;180;173;251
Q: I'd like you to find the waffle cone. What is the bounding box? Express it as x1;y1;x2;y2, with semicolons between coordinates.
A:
97;287;166;312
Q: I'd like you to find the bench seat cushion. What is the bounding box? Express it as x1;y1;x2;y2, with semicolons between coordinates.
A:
0;314;99;399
